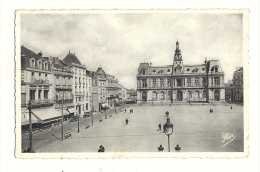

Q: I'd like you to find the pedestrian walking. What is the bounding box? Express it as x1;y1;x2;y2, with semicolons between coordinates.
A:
126;118;128;125
231;106;232;110
125;109;126;113
158;123;162;131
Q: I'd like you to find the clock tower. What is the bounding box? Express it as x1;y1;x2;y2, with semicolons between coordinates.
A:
173;40;184;74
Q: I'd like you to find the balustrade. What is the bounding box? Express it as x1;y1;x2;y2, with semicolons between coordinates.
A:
31;79;49;84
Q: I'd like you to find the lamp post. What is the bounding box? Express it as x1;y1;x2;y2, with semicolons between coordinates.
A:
114;99;116;114
27;100;35;153
61;91;64;141
76;103;80;133
189;92;191;105
164;113;174;152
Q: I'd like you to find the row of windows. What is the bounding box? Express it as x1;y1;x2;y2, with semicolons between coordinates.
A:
138;77;220;88
75;97;91;103
31;59;48;70
75;86;91;92
150;90;207;100
31;72;48;81
74;68;87;75
56;76;71;85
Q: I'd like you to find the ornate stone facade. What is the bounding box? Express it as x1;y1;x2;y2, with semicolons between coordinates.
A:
136;41;225;104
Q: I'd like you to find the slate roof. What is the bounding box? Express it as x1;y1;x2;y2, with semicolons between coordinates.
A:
21;46;50;70
63;52;82;65
53;60;69;70
21;46;42;60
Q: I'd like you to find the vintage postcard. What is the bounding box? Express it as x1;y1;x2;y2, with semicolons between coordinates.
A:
15;10;249;158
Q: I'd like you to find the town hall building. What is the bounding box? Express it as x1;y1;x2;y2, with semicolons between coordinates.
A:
136;40;225;104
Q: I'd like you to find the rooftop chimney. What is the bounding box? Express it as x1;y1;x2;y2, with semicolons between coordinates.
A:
38;51;42;57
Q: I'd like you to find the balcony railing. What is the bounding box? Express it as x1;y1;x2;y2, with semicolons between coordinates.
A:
30;79;49;85
53;70;73;77
29;99;54;108
56;96;74;100
56;85;73;89
79;82;82;85
75;92;85;95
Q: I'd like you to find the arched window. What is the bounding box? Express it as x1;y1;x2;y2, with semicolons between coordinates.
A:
203;90;206;98
188;91;192;98
167;91;172;100
214;90;220;101
152;91;157;100
175;66;182;74
140;69;146;75
195;91;200;98
160;92;165;100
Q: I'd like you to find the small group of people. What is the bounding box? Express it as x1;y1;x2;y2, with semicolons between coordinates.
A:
98;145;105;152
124;108;134;113
158;123;168;132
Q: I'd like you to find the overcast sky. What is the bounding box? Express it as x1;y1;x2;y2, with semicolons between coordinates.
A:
20;12;243;89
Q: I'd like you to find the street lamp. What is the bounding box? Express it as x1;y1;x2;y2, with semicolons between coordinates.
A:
114;99;116;114
27;100;35;153
165;111;169;118
164;115;174;152
76;103;80;133
105;107;107;119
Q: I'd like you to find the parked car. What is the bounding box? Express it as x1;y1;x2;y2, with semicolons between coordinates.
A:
69;116;78;122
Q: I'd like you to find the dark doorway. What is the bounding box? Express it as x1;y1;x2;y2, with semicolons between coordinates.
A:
214;90;220;101
142;92;147;102
177;91;183;101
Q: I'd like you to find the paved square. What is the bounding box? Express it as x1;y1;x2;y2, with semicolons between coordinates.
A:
36;104;244;152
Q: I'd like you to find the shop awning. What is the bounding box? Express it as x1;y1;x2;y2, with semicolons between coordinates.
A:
32;107;70;123
67;107;75;114
21;109;38;125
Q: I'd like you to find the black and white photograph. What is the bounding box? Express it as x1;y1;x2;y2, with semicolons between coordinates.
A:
15;10;249;158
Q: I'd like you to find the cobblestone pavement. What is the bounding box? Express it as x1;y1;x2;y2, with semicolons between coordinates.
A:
28;104;244;152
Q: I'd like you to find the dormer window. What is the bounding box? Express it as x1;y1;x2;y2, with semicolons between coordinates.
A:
44;62;48;70
38;61;42;69
202;68;205;71
31;59;35;68
215;67;218;72
167;69;171;72
141;69;146;75
187;68;190;71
